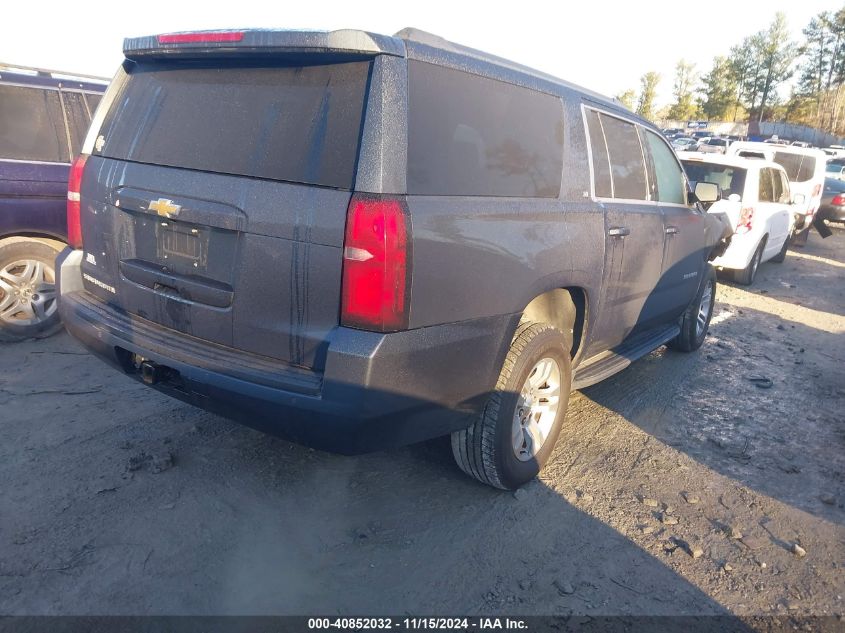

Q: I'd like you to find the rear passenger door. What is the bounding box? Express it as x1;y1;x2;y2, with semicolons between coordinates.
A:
643;130;707;319
583;107;665;350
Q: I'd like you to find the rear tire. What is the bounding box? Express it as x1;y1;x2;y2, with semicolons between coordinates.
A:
0;240;63;342
733;240;764;286
451;323;572;490
668;265;716;353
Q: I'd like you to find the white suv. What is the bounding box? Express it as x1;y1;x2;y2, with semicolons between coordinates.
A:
725;142;826;245
679;153;796;285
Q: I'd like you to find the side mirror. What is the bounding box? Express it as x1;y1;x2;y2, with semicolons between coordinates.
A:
792;193;806;205
694;181;721;204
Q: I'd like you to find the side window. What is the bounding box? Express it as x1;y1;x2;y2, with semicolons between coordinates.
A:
585;109;612;198
771;167;784;203
644;131;686;205
758;168;775;202
777;170;791;203
407;61;564;197
599;113;648;200
638;127;657;201
0;85;69;162
60;91;91;155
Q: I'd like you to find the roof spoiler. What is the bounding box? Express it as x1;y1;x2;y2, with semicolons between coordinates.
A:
123;29;405;60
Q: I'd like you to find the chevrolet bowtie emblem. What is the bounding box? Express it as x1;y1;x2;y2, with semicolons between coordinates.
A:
149;198;181;218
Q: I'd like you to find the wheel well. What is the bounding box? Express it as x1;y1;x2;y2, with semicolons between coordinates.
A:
519;288;586;359
0;234;66;253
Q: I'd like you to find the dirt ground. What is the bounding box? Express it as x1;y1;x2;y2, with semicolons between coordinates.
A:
1;228;843;621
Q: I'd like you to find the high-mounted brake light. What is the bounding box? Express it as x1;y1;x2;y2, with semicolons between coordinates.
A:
340;195;411;332
157;32;244;44
67;154;88;249
736;206;754;234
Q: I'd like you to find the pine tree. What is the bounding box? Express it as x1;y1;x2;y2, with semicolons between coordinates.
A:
699;56;738;120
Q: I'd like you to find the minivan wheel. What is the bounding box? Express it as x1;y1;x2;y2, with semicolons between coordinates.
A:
451;323;572;490
0;240;63;342
668;265;716;353
733;240;764;286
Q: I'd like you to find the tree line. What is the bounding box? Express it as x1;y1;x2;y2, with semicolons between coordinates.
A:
616;7;845;135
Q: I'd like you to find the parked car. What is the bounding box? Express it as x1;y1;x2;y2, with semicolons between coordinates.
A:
818;177;845;224
691;130;713;140
0;64;107;340
672;136;699;152
662;128;684;137
56;27;732;490
679;153;795;285
825;159;845;180
726;142;826;246
699;137;730;154
823;145;845;158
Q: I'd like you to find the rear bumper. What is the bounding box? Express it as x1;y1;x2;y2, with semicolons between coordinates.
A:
819;204;845;222
56;248;513;454
711;231;761;270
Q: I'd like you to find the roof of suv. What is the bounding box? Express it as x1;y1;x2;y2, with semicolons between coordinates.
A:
677;151;785;173
0;63;108;91
122;27;626;116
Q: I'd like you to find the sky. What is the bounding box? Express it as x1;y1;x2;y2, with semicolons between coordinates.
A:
1;0;839;108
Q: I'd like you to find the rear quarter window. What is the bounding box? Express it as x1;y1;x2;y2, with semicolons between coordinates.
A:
407;61;563;197
0;84;69;162
95;61;371;189
773;152;817;183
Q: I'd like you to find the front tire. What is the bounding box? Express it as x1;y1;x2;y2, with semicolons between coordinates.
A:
451;323;572;490
668;265;716;353
0;240;63;342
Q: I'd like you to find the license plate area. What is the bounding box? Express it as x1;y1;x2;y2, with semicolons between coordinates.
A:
156;222;208;269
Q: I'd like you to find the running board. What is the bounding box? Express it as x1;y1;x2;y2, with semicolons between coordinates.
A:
572;324;680;390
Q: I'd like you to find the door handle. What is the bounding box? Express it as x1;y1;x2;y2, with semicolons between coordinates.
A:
608;226;630;237
665;226;679;235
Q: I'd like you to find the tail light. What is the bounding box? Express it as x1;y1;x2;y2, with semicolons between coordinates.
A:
157;31;244;44
67;154;88;249
340;195;411;332
736;206;754;234
832;194;844;205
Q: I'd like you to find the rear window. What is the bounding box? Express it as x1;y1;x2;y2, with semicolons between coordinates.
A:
708;139;727;146
408;61;563;197
681;161;747;198
0;85;69;162
95;61;371;189
773;151;817;183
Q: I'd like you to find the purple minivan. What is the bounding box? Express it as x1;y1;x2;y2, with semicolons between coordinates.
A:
0;64;107;340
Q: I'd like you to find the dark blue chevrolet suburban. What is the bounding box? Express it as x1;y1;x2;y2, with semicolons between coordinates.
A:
56;29;732;489
0;64;106;340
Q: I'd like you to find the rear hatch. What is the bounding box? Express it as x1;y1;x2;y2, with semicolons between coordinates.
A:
78;39;375;370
